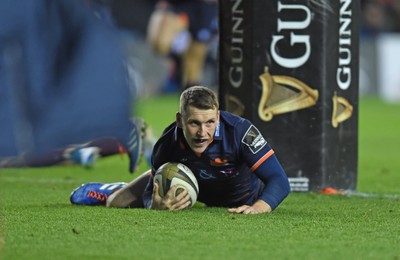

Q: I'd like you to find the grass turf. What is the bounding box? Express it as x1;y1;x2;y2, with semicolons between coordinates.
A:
1;95;400;259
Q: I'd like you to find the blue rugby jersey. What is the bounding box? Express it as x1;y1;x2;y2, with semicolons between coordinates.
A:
143;111;290;209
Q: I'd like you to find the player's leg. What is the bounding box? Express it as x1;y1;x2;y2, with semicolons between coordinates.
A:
69;170;151;207
0;149;65;168
0;117;155;170
66;117;155;171
69;117;151;170
180;0;218;89
1;137;122;168
182;40;208;88
106;170;151;208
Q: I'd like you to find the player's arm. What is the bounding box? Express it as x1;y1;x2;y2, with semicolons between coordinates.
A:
142;173;191;210
229;122;290;214
228;154;289;214
253;152;291;210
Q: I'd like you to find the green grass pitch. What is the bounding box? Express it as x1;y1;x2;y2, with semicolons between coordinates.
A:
1;95;400;259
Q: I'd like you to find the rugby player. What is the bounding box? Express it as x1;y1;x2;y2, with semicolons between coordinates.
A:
71;86;291;214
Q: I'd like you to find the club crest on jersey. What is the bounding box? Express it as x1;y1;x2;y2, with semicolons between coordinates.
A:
242;125;267;154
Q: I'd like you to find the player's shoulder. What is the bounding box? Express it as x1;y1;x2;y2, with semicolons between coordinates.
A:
219;110;251;130
219;111;267;145
153;122;177;150
159;122;176;138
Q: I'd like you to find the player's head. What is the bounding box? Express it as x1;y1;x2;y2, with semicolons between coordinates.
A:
177;86;220;153
179;86;219;115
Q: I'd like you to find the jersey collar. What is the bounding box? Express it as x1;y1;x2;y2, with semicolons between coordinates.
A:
213;121;223;141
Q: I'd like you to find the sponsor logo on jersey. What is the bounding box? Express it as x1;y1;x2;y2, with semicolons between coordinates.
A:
210;157;229;166
241;125;267;154
199;169;216;180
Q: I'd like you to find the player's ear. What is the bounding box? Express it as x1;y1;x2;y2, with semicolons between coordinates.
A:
176;112;183;128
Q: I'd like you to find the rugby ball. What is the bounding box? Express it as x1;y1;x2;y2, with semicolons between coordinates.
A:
153;162;199;207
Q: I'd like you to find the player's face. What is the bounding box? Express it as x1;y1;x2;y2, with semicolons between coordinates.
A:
177;106;220;154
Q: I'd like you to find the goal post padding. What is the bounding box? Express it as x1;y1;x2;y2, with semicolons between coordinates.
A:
218;0;359;191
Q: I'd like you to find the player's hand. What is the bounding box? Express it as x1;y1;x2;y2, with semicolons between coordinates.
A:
150;183;191;211
227;200;272;214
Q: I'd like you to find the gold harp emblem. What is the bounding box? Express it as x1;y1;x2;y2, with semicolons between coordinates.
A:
332;93;353;128
258;67;319;121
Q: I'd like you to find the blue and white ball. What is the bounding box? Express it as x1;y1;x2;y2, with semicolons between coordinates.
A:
154;162;199;207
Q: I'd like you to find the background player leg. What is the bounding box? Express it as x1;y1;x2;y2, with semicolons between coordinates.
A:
182;40;208;89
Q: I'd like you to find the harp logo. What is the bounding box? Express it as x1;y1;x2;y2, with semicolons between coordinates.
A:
332;93;353;128
257;66;319;121
257;66;353;128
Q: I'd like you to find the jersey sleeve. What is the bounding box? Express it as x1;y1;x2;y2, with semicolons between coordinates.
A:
142;174;154;209
238;120;291;210
253;154;290;209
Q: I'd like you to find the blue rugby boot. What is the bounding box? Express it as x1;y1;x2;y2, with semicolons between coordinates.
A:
142;127;156;167
126;118;156;173
126;118;144;173
70;182;126;206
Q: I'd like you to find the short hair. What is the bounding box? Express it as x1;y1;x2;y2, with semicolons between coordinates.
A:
179;86;219;116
